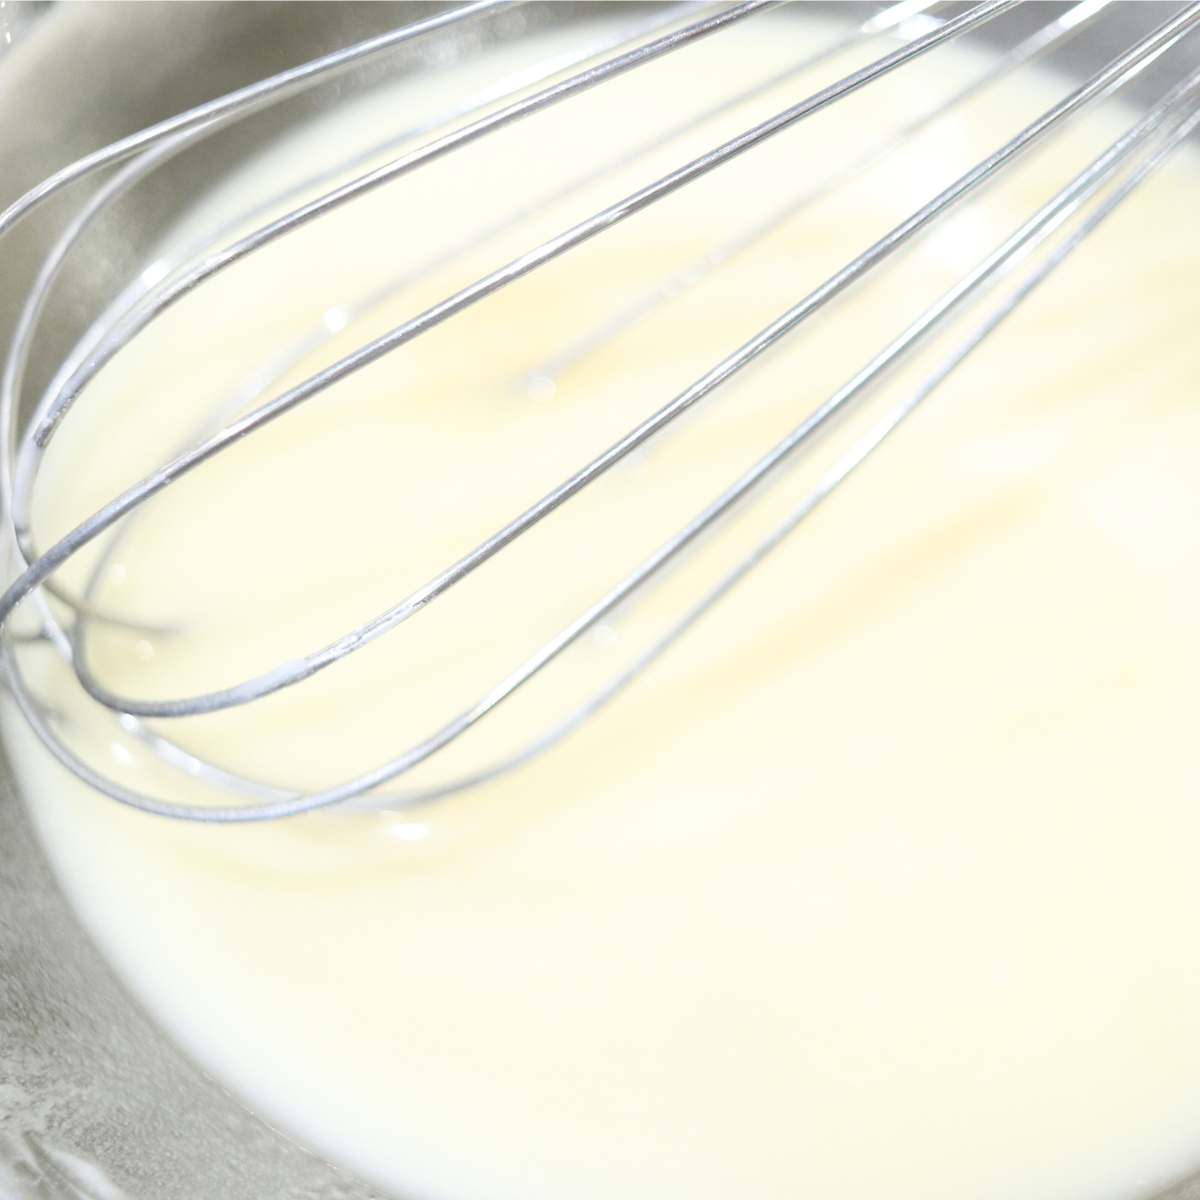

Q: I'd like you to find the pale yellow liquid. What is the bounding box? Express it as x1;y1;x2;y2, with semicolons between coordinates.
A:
6;10;1200;1200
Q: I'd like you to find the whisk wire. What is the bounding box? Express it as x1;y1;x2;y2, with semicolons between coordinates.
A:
0;0;1022;699
58;0;1200;726
2;1;1198;821
0;1;722;635
0;1;514;248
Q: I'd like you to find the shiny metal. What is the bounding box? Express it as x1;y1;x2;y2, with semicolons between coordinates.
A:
3;0;1200;822
3;3;1200;1198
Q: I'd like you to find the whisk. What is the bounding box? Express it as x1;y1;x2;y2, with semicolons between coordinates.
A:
1;0;1198;822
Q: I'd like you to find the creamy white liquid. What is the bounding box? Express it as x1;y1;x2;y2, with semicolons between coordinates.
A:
6;9;1200;1200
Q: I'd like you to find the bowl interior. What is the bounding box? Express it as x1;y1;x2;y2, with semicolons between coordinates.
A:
2;4;1199;1199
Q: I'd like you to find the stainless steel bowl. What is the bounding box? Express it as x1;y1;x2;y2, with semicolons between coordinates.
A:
2;4;1198;1198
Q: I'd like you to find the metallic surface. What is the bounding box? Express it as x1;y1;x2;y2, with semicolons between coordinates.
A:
6;1;1200;823
2;3;1200;1197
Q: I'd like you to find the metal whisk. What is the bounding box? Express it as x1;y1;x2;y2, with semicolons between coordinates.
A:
1;0;1198;821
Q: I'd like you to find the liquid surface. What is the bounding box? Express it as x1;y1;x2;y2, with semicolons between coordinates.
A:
6;9;1200;1200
